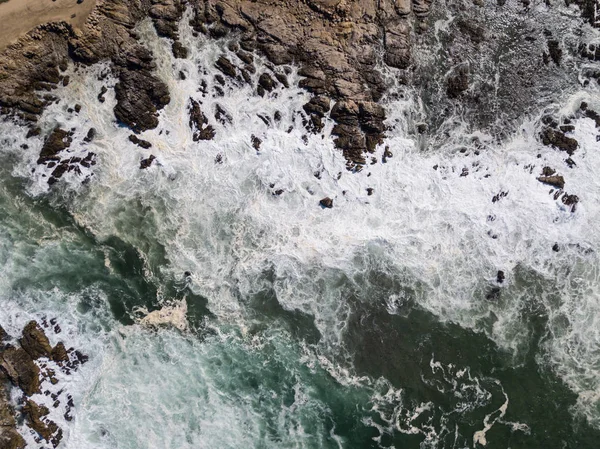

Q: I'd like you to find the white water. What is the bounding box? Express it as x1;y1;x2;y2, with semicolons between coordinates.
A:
0;6;600;448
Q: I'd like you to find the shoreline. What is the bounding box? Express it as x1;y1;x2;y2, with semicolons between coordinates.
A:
0;0;96;51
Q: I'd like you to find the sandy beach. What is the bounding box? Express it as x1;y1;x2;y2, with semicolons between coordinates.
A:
0;0;96;51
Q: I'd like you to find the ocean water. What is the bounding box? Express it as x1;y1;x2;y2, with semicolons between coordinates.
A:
1;4;600;448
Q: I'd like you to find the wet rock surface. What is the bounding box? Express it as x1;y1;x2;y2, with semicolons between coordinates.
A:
0;0;433;167
188;98;216;141
0;321;86;448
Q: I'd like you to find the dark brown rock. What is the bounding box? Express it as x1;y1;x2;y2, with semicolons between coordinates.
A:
215;56;237;78
537;175;565;189
23;400;60;445
0;346;40;396
129;135;152;149
258;73;277;92
20;321;52;360
0;387;25;449
320;197;333;208
172;41;189;59
140;155;157;169
37;128;73;164
188;99;216;141
540;128;578;155
51;342;69;364
114;70;170;133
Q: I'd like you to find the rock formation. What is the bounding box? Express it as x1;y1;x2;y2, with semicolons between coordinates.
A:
0;321;87;448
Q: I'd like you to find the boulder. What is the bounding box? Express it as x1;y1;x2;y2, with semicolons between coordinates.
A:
537;175;565;189
320;197;334;208
51;342;69;364
20;321;52;360
0;346;40;396
114;70;170;133
37;128;73;164
540;128;578;155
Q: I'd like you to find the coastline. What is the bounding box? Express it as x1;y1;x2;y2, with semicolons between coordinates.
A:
0;0;96;51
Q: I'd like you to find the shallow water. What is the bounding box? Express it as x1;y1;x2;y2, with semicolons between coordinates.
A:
1;5;600;448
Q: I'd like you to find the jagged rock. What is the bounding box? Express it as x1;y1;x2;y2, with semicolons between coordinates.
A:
0;346;40;396
149;0;185;40
0;387;25;449
37;128;73;164
303;96;330;117
51;343;69;364
20;321;52;359
215;56;237;78
188;99;216;141
537;175;565;189
562;193;579;212
114;70;170;132
129;135;152;149
23;400;61;445
140;155;156;169
540;128;578;155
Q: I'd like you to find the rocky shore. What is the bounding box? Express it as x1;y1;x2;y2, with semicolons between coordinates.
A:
0;0;435;172
0;321;86;449
0;0;595;179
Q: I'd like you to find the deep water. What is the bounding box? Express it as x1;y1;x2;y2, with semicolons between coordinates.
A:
1;4;600;448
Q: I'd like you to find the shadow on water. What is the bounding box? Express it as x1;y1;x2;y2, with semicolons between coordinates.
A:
343;269;600;448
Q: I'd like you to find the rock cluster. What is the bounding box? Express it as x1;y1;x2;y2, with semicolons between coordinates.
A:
0;0;433;170
190;0;429;167
0;321;87;449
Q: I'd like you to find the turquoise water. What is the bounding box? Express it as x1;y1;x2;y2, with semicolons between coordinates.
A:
1;5;600;448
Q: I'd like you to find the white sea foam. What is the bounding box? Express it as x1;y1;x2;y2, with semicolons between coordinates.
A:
0;5;600;447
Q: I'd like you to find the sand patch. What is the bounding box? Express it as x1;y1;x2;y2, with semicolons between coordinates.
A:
0;0;96;51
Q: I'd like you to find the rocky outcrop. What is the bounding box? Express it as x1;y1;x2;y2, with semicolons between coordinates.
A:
190;0;429;165
188;98;216;141
23;400;62;447
0;0;433;167
0;384;25;449
540;127;578;155
20;321;53;360
115;69;170;132
0;0;171;135
0;320;87;448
